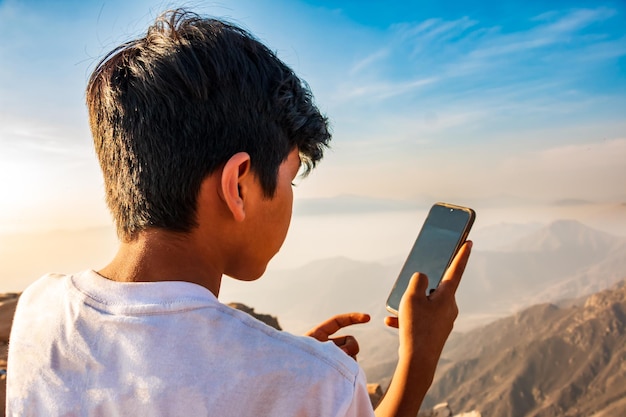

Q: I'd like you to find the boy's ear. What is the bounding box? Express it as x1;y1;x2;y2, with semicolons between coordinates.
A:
220;152;252;222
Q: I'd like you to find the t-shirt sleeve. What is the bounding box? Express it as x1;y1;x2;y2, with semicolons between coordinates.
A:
343;367;376;417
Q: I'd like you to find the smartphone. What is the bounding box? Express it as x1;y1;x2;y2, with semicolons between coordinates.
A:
386;202;475;315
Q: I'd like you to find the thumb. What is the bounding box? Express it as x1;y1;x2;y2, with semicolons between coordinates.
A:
404;272;429;300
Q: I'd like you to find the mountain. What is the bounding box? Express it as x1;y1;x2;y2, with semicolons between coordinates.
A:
501;219;619;253
456;219;626;318
469;222;543;251
223;219;626;334
219;220;626;390
424;281;626;416
220;257;401;387
222;256;398;332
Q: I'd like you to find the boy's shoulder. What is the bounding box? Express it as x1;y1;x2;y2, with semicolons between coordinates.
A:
8;271;374;416
14;270;361;382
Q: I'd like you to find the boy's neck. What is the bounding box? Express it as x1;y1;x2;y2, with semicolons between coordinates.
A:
98;228;224;297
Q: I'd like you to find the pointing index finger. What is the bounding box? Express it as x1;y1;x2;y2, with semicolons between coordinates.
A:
305;313;371;341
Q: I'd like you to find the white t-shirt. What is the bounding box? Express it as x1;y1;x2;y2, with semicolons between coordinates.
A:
7;271;375;417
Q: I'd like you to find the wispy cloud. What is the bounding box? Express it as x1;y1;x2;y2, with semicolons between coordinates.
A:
467;8;617;60
340;7;622;95
335;76;438;101
350;48;390;75
0;121;89;158
393;16;478;55
326;5;625;149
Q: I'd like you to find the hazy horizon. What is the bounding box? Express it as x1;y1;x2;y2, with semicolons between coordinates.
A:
2;206;625;293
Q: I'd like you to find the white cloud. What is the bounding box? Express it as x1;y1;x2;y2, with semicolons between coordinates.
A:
393;16;477;46
468;8;617;60
333;76;438;102
544;7;616;32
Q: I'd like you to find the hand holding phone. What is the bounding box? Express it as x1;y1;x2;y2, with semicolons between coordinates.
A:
379;205;474;415
386;203;475;315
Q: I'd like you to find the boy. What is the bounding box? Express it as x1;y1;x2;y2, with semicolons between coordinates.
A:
7;9;471;417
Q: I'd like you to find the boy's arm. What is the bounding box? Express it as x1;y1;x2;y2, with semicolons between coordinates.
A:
375;241;472;417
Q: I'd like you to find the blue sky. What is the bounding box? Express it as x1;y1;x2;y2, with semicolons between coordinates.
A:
1;0;625;234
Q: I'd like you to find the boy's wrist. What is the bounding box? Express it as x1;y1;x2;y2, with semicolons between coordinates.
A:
398;343;440;380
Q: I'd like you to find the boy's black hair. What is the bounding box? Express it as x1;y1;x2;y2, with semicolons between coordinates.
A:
87;9;331;241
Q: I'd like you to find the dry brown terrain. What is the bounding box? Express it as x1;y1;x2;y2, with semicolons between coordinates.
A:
426;280;626;416
1;293;19;417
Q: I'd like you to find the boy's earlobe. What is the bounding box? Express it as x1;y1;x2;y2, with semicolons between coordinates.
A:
221;152;251;222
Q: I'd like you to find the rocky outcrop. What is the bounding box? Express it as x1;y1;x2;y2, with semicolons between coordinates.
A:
1;293;20;417
0;293;19;342
367;383;384;407
228;302;282;330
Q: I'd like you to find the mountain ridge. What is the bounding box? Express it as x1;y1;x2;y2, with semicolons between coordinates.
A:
456;219;626;319
426;280;626;416
502;219;620;253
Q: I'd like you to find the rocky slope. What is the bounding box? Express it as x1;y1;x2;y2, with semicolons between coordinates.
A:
426;280;626;416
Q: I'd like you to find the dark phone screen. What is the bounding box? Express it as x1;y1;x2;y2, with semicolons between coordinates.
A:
386;204;473;312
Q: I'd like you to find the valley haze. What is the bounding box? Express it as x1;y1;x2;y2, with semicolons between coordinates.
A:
2;200;625;313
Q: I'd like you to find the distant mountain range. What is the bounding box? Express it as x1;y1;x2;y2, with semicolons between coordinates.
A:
456;219;626;319
218;219;626;393
222;218;626;329
229;218;626;415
